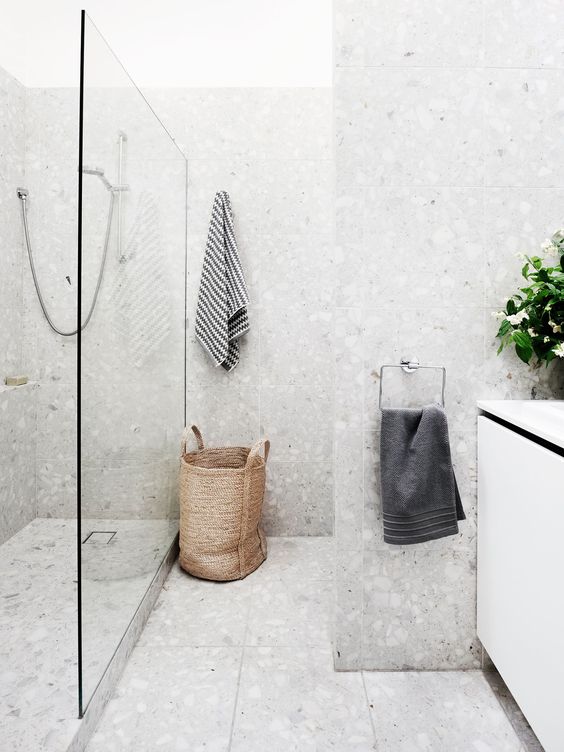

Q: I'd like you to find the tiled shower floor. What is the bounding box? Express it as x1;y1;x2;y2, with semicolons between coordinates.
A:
86;538;534;752
0;517;175;751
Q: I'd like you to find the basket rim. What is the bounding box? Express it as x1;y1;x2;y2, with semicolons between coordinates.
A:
180;456;266;472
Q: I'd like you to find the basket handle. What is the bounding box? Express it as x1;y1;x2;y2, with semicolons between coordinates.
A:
181;425;205;454
245;437;270;467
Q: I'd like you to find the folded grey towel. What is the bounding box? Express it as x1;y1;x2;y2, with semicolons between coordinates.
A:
380;404;465;545
195;191;249;371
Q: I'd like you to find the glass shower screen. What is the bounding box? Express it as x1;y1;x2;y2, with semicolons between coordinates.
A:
77;12;186;713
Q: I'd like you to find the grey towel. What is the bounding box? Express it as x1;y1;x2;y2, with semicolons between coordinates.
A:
380;404;465;545
195;191;249;371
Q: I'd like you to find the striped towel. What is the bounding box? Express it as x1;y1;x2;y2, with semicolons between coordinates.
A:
195;191;249;371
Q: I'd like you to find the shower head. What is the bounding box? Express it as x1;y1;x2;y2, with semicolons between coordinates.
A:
82;165;129;193
82;165;113;191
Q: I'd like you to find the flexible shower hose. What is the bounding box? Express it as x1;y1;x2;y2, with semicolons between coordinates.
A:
19;190;116;337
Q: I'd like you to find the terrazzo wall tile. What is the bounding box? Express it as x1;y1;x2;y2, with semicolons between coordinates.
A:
263;461;333;536
0;65;38;543
36;461;76;519
485;0;564;68
363;0;484;67
0;384;38;544
484;188;564;308
259;306;333;387
364;187;485;309
260;385;333;462
0;66;25;379
148;87;334;537
485;69;564;188
362;549;481;670
333;0;564;670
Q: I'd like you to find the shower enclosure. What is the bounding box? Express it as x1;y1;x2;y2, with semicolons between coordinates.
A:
0;11;186;748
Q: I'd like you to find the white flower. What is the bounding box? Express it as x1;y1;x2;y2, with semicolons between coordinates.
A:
549;320;562;333
541;238;555;253
544;336;551;343
506;310;528;325
553;343;564;358
528;328;537;337
491;311;505;320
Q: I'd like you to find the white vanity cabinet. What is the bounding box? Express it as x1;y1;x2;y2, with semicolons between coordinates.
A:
478;413;564;752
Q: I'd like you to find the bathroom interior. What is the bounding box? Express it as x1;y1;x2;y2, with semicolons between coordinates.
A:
1;1;563;750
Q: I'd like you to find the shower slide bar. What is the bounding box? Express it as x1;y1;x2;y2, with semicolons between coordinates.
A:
378;357;447;409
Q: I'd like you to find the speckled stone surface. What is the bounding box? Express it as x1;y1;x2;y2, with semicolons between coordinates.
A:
0;383;38;543
333;0;564;672
484;670;545;752
364;671;524;752
0;66;36;545
146;87;334;537
87;538;528;752
0;518;177;752
0;65;25;383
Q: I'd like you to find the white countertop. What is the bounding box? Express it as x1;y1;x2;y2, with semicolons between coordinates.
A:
477;399;564;450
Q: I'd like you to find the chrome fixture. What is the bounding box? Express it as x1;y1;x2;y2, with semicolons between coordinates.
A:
82;164;128;193
378;357;447;409
116;131;127;262
16;132;129;337
17;185;116;337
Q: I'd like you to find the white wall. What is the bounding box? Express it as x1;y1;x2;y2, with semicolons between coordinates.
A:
0;0;332;87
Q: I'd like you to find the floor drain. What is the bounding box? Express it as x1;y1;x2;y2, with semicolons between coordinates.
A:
82;531;117;544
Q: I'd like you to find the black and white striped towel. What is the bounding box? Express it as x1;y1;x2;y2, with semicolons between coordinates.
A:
195;191;249;371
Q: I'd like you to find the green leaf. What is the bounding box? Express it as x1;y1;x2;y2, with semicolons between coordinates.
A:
531;256;543;270
497;319;512;337
506;299;517;315
512;330;533;363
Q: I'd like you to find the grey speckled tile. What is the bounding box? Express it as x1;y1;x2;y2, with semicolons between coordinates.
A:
231;647;376;752
263;461;333;536
138;563;252;648
361;549;481;670
86;646;241;752
485;0;564;68
246;579;333;648
363;671;523;752
484;670;545;752
485;70;564;189
260;385;333;462
259;305;334;388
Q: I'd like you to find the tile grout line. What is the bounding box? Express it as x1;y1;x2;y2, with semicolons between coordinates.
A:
361;671;379;750
226;586;252;751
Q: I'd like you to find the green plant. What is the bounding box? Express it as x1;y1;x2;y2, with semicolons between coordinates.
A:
495;229;564;366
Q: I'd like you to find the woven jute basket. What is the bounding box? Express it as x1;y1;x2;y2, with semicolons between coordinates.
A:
179;425;269;581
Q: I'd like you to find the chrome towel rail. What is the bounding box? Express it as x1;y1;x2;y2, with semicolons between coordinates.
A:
378;357;446;409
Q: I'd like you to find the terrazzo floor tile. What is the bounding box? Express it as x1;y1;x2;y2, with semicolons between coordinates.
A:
484;670;545;752
231;646;376;752
86;647;241;752
137;561;252;648
87;538;537;752
245;578;333;647
0;517;177;752
363;671;524;752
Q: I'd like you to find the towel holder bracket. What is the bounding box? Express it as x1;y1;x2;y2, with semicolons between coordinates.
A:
379;357;446;410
